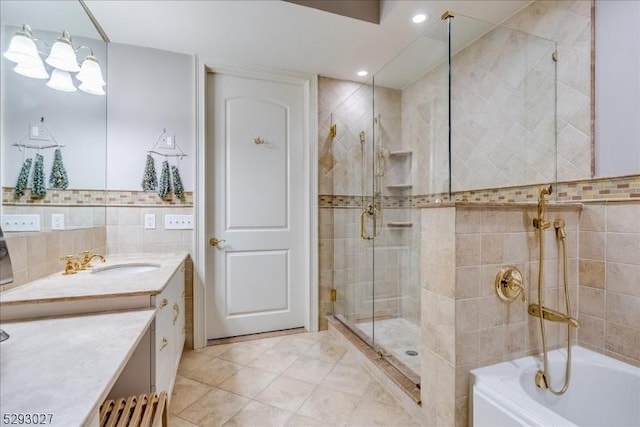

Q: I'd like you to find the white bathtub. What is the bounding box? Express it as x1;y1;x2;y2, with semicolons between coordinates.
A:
470;346;640;427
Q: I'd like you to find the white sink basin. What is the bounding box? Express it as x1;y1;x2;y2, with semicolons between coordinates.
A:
91;263;160;277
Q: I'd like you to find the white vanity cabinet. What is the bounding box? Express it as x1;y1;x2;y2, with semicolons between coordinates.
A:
151;261;185;396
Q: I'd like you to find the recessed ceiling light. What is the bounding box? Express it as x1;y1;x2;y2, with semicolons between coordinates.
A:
412;13;427;23
357;70;368;77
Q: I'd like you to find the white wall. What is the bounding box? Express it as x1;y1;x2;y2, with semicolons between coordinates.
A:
106;43;195;191
595;0;640;177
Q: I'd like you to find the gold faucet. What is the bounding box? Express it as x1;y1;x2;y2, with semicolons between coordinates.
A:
79;251;106;269
533;185;552;230
61;255;81;275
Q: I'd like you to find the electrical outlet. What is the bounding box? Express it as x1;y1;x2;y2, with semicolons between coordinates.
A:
2;215;41;232
164;214;193;230
144;213;156;229
51;213;65;230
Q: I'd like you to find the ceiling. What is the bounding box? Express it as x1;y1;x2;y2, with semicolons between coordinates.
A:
86;1;530;88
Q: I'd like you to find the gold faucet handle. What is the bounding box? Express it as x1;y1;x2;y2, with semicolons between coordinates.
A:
61;255;81;275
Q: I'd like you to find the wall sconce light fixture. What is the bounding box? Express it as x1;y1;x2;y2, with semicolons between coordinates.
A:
3;24;105;96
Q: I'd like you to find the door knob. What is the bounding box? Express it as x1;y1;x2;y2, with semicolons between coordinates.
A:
209;237;226;248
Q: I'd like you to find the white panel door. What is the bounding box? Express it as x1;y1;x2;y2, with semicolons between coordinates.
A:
206;71;305;339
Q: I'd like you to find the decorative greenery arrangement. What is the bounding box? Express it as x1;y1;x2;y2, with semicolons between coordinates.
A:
14;158;33;198
141;154;158;191
49;148;69;189
171;165;184;201
31;153;46;199
158;160;172;200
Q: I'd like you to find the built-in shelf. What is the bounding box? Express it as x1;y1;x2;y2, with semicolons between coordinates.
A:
388;150;413;157
387;222;413;228
387;184;413;190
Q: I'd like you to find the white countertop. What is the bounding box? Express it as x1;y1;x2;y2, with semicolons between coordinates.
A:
0;309;155;426
0;252;188;306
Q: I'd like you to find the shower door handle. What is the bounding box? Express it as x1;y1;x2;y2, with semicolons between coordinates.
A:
360;205;375;241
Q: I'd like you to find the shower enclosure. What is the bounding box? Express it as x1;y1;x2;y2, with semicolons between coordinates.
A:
328;11;558;385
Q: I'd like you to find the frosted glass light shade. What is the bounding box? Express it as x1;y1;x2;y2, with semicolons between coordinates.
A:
78;80;105;96
3;31;40;66
46;69;77;92
76;55;105;86
14;57;49;79
45;31;79;72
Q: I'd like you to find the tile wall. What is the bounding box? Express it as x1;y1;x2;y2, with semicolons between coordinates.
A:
420;204;581;427
578;201;640;365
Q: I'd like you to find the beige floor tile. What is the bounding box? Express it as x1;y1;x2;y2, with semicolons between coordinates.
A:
248;348;300;374
286;414;334;427
178;388;249;427
167;414;199;427
348;399;421;426
218;366;278;398
282;356;335;384
181;357;243;386
297;386;360;426
249;335;286;350
223;400;293;427
170;375;213;414
303;340;348;363
178;351;215;375
277;336;317;355
361;381;398;406
197;343;236;358
320;364;372;396
255;376;317;413
217;342;269;365
336;350;363;370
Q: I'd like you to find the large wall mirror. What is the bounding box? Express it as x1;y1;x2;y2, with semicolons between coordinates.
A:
1;0;107;232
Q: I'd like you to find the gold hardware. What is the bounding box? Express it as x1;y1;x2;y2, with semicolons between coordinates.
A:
209;237;226;248
441;10;455;20
330;289;337;302
552;51;558;62
533;185;552;230
159;337;168;351
173;302;180;325
528;304;580;328
159;298;168;309
554;218;566;239
79;251;105;270
329;124;337;138
253;137;265;145
61;255;81;275
360;202;376;240
495;266;525;302
535;370;549;389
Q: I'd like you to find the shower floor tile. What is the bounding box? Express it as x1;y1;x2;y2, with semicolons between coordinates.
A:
354;318;421;376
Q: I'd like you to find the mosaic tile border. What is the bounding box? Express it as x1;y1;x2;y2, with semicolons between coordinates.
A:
2;187;194;207
320;175;640;208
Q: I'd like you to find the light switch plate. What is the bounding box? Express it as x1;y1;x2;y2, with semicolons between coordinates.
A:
164;214;193;230
2;215;41;232
51;213;65;230
144;213;156;229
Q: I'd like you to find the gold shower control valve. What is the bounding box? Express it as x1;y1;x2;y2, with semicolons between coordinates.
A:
495;265;525;302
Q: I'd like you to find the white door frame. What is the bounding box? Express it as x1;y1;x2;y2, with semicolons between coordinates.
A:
193;59;318;349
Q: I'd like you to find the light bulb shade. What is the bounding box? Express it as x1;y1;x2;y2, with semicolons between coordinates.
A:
14;57;49;79
78;80;105;96
76;56;105;86
45;32;79;72
46;69;77;92
3;33;40;66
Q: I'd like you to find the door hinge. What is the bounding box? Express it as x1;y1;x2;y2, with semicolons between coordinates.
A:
330;289;337;302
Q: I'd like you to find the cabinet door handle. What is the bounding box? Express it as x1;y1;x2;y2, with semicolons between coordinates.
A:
159;298;168;309
159;337;168;351
173;302;180;325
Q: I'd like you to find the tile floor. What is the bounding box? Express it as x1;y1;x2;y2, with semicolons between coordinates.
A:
170;331;421;426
